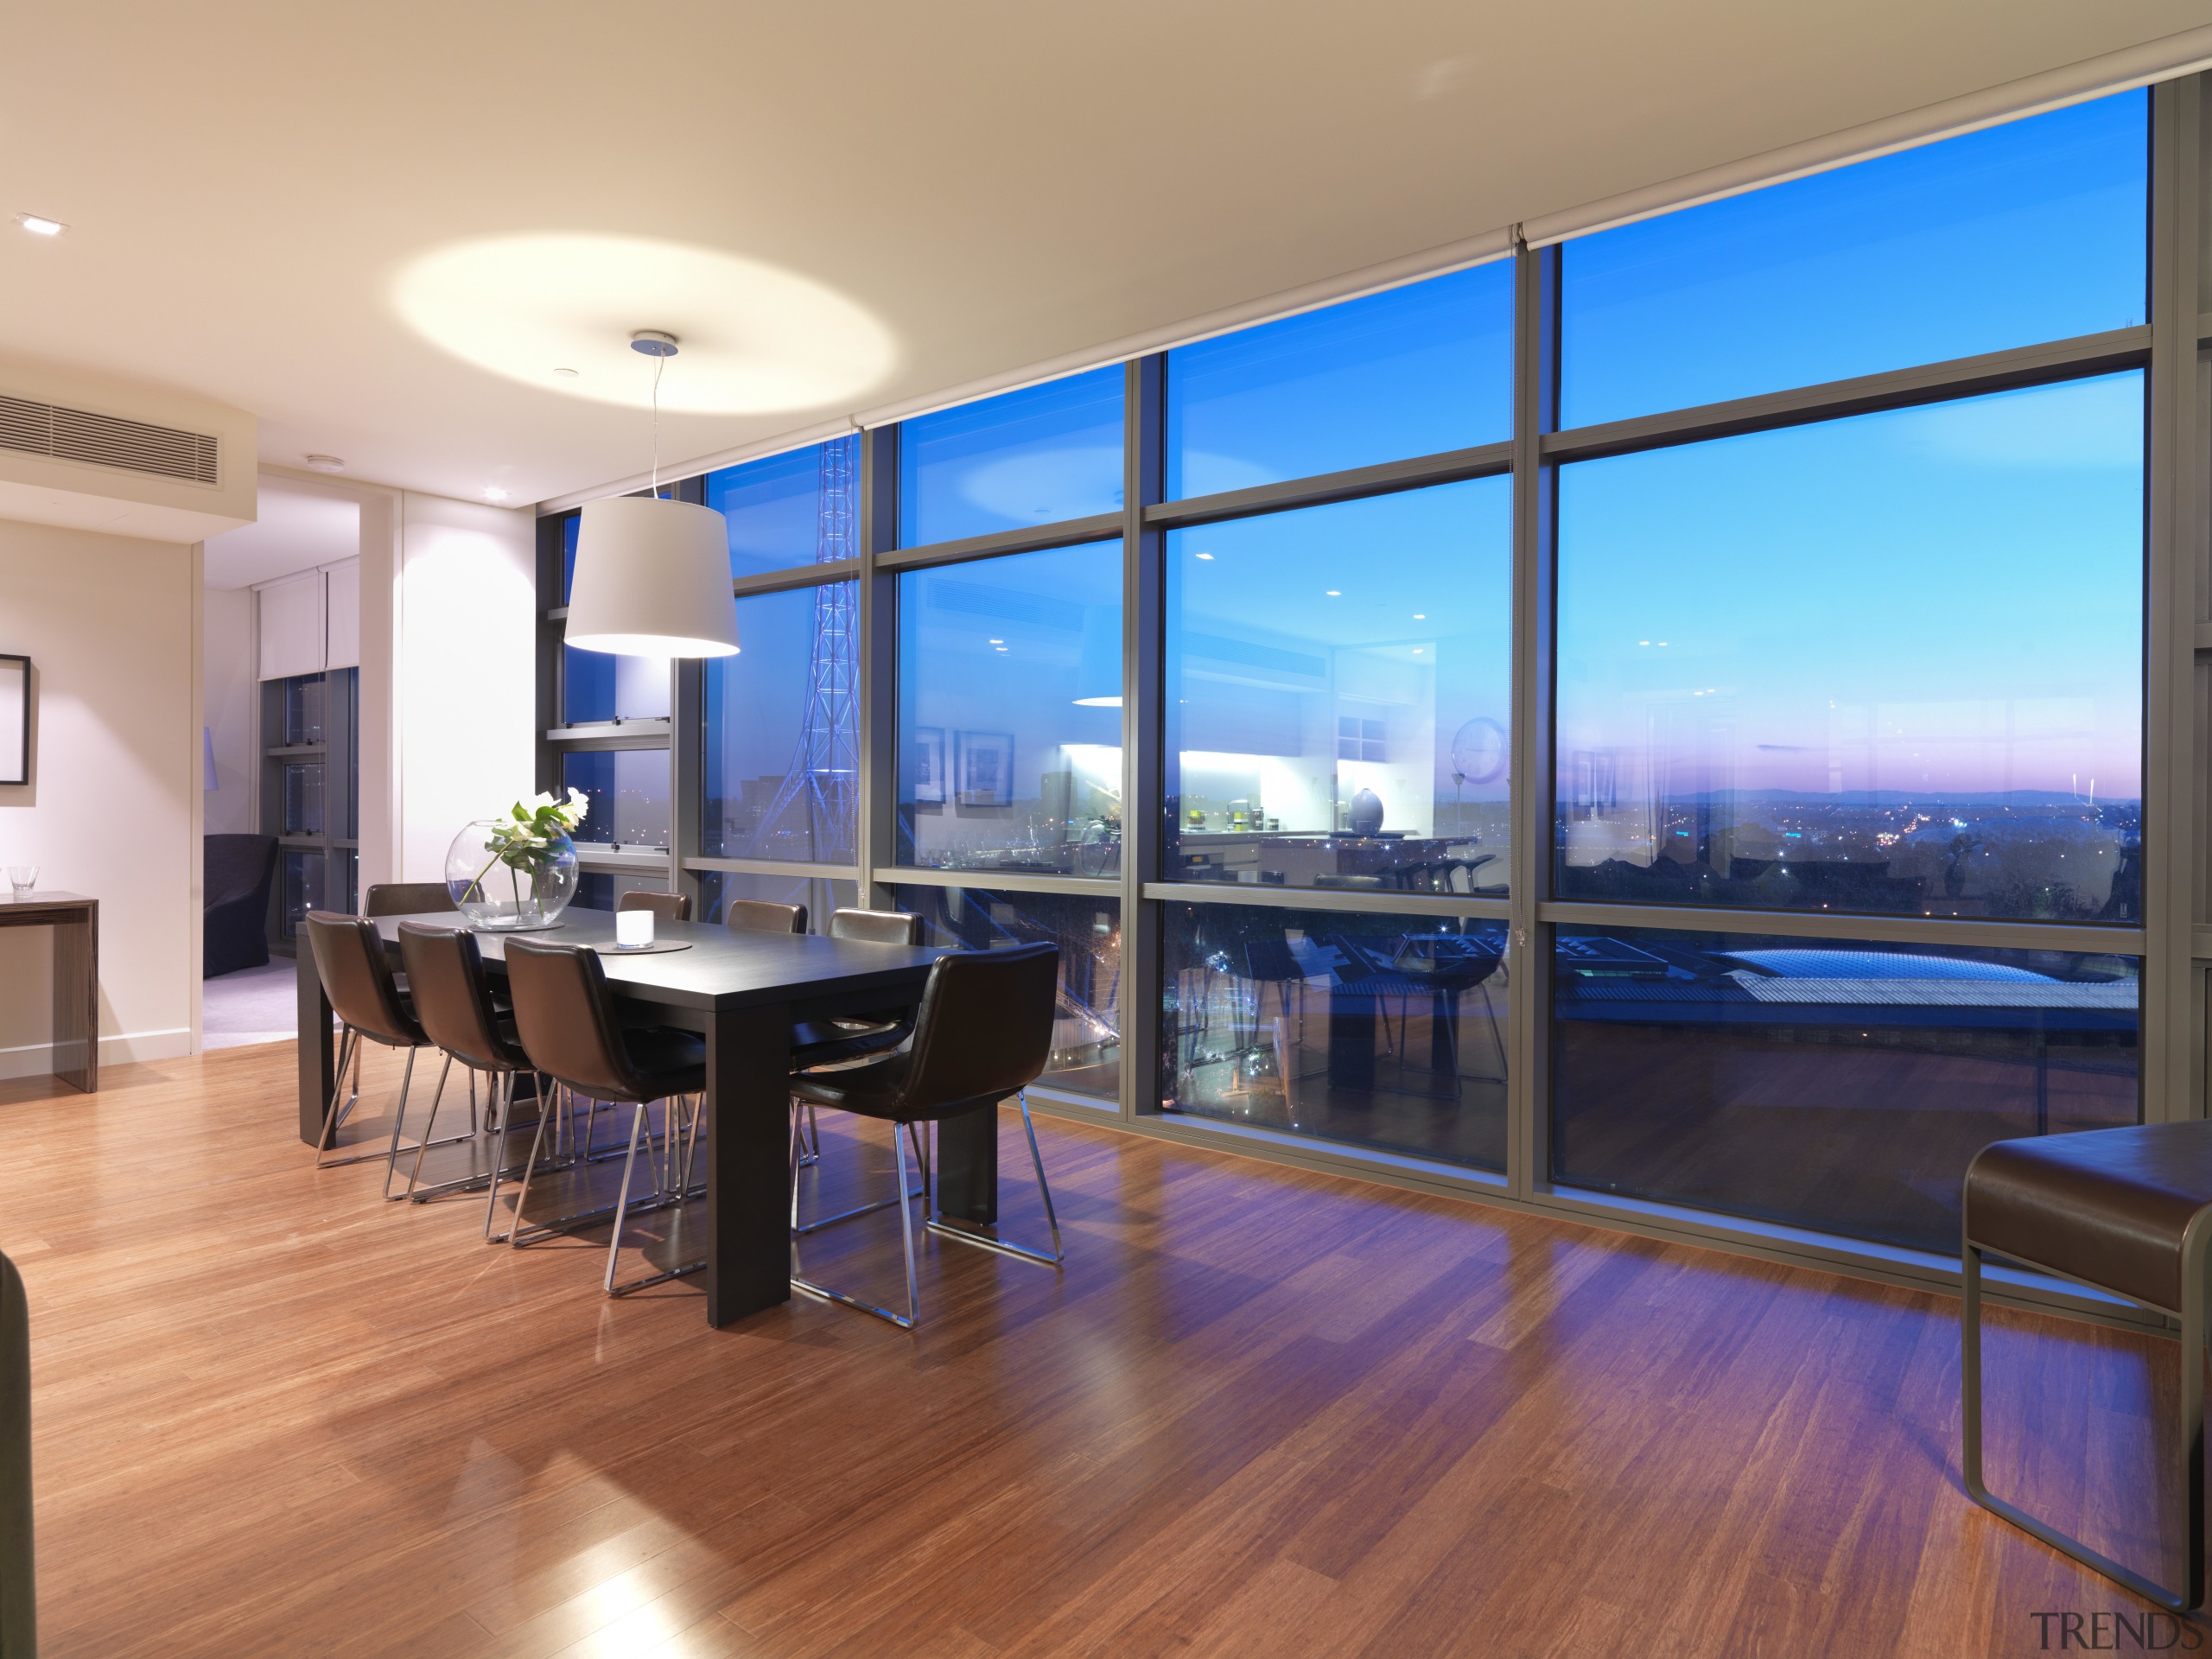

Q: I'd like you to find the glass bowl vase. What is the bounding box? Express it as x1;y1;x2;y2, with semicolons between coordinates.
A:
445;820;580;930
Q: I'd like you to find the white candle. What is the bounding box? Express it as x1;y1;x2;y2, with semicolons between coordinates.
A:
616;908;653;948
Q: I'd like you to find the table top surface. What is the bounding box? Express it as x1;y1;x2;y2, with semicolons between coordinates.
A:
366;908;949;1011
0;890;95;915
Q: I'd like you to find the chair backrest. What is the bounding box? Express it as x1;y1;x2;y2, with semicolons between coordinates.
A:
726;897;805;935
203;833;277;908
302;911;422;1046
619;890;692;923
898;943;1060;1118
502;938;647;1102
397;922;527;1074
364;881;456;918
829;906;923;946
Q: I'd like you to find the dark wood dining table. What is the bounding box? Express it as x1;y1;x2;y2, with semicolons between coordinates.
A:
294;907;976;1328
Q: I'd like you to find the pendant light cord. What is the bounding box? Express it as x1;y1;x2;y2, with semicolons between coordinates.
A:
651;351;664;497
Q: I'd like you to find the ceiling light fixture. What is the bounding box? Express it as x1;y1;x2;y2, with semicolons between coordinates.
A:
565;331;741;659
1195;552;1214;561
553;366;580;378
304;454;346;473
14;213;64;236
484;486;510;502
1325;589;1341;597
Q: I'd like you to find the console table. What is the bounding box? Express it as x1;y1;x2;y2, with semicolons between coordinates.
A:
0;893;98;1091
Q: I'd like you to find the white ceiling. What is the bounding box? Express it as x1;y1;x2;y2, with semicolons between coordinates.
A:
3;2;2209;509
201;480;358;588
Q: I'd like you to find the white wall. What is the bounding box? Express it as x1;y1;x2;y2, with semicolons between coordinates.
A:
202;585;254;833
0;518;198;1077
397;493;535;881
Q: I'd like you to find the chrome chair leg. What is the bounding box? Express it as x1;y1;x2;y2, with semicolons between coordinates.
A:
791;1114;921;1330
401;1054;457;1199
607;1096;705;1297
926;1092;1065;1268
377;1048;420;1197
790;1110;927;1237
313;1027;379;1167
604;1103;652;1294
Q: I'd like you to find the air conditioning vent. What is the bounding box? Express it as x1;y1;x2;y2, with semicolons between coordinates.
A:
0;393;219;485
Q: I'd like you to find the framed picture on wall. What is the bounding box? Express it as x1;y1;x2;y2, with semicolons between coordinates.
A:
955;729;1014;810
0;656;27;786
912;726;947;808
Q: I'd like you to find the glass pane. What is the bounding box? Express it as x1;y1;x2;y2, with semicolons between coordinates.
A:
704;435;859;577
562;749;670;849
559;512;580;602
702;583;858;861
699;870;858;936
1560;92;2147;428
893;887;1122;1098
1166;480;1511;893
1162;901;1509;1171
282;673;326;746
1552;925;2140;1253
281;762;325;836
1166;262;1512;497
896;540;1123;873
1554;374;2143;922
563;648;670;727
575;872;671;912
334;848;358;916
899;366;1123;546
278;851;325;943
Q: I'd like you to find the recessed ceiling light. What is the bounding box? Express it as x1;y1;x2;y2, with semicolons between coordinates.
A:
1413;613;1426;620
1325;589;1341;597
484;486;510;502
304;454;346;473
995;646;1008;653
988;638;1003;645
1195;552;1214;561
15;213;65;237
553;366;580;378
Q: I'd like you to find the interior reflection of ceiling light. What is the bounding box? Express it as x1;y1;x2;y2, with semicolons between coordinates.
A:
1325;589;1341;597
988;638;1003;645
15;213;65;236
393;232;897;413
1195;552;1214;561
304;454;346;472
1414;613;1426;620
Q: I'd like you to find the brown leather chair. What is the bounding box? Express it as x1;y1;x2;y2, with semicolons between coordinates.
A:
1963;1121;2212;1611
302;911;461;1193
397;922;545;1235
363;882;456;917
788;941;1063;1329
503;938;709;1295
725;897;805;934
618;890;692;924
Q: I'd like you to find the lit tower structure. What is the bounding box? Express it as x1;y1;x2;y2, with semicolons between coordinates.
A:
745;437;859;863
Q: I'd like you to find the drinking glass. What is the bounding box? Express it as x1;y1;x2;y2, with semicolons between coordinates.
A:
6;867;35;895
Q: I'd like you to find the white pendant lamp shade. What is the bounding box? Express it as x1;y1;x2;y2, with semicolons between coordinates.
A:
565;495;741;658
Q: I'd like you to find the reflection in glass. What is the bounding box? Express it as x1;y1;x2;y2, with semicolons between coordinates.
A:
1166;262;1512;498
896;541;1123;873
703;583;858;861
1561;92;2146;427
704;435;858;578
1161;902;1508;1170
1165;480;1511;894
1551;926;2140;1253
893;887;1122;1098
559;513;579;601
278;851;326;943
899;366;1123;547
281;673;327;745
281;762;326;836
563;646;670;728
698;870;858;936
1554;375;2143;922
562;749;670;849
574;873;677;912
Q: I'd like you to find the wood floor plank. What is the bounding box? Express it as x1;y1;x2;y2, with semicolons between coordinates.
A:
0;1042;2191;1656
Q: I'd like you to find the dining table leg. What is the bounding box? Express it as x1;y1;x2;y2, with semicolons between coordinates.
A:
934;1101;1000;1228
705;1001;798;1328
297;940;336;1146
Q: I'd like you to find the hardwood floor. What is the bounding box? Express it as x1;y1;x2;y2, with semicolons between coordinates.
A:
0;1043;2193;1656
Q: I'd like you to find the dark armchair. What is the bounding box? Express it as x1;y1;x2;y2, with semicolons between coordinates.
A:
204;833;277;976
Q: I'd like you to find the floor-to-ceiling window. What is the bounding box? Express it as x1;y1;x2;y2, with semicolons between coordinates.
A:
535;81;2200;1290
